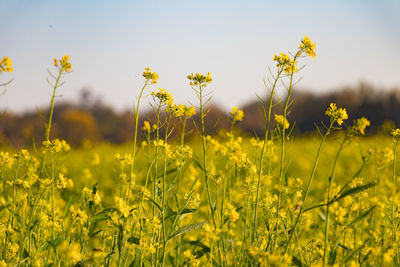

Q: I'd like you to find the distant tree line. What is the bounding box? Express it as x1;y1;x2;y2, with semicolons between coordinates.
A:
1;82;399;147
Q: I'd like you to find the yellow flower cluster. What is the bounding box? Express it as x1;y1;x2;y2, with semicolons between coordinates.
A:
42;139;71;153
0;56;13;73
69;205;88;224
183;250;201;267
53;54;72;72
299;35;317;59
325;103;348;125
151;88;174;106
184;105;196;117
274;114;290;129
351;117;370;135
167;103;186;117
0;152;14;168
273;52;297;74
141;120;151;132
141;121;157;133
224;203;239;222
58;241;82;264
391;128;400;138
202;224;221;242
82;186;102;206
230;107;244;122
114;196;131;218
187;72;212;86
142;67;159;84
114;153;134;166
171;145;193;166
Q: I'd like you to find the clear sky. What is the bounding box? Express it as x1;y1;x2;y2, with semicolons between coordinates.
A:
1;0;399;112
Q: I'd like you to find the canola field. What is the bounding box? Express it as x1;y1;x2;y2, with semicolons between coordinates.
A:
1;36;400;266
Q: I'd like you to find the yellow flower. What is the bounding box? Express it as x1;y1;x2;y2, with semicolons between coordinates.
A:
151;88;174;106
0;56;13;73
167;104;186;117
299;35;317;59
184;105;196;117
142;67;159;84
53;54;72;72
274;114;290;129
352;117;370;135
273;53;297;74
59;241;82;264
391;128;400;138
224;203;239;222
42;139;71;154
187;72;212;86
325;103;348;125
141;121;151;132
230;107;244;122
114;196;130;218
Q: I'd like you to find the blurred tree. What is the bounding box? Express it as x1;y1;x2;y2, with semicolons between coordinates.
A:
59;109;99;146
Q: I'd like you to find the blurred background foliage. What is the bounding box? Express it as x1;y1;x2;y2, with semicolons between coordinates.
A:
1;82;399;147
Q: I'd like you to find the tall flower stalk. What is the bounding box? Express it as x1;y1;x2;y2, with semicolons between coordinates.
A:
252;68;283;242
187;73;215;225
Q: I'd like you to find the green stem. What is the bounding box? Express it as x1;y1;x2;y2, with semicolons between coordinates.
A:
392;139;399;265
40;68;63;175
273;53;299;252
199;85;216;227
323;133;348;266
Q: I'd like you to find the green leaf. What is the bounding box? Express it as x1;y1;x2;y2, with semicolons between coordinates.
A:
146;196;162;211
168;221;207;241
332;183;376;203
165;208;197;220
22;248;29;259
328;249;337;265
95;208;118;215
127;236;140;245
346;206;375;229
292;256;304;267
156;168;178;179
89;230;102;238
342;239;369;264
128;255;140;267
90;214;110;223
192;157;205;172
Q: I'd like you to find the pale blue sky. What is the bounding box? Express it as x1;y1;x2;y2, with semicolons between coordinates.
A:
1;0;399;112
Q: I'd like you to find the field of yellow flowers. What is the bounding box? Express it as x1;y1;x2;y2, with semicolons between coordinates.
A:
1;36;400;266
